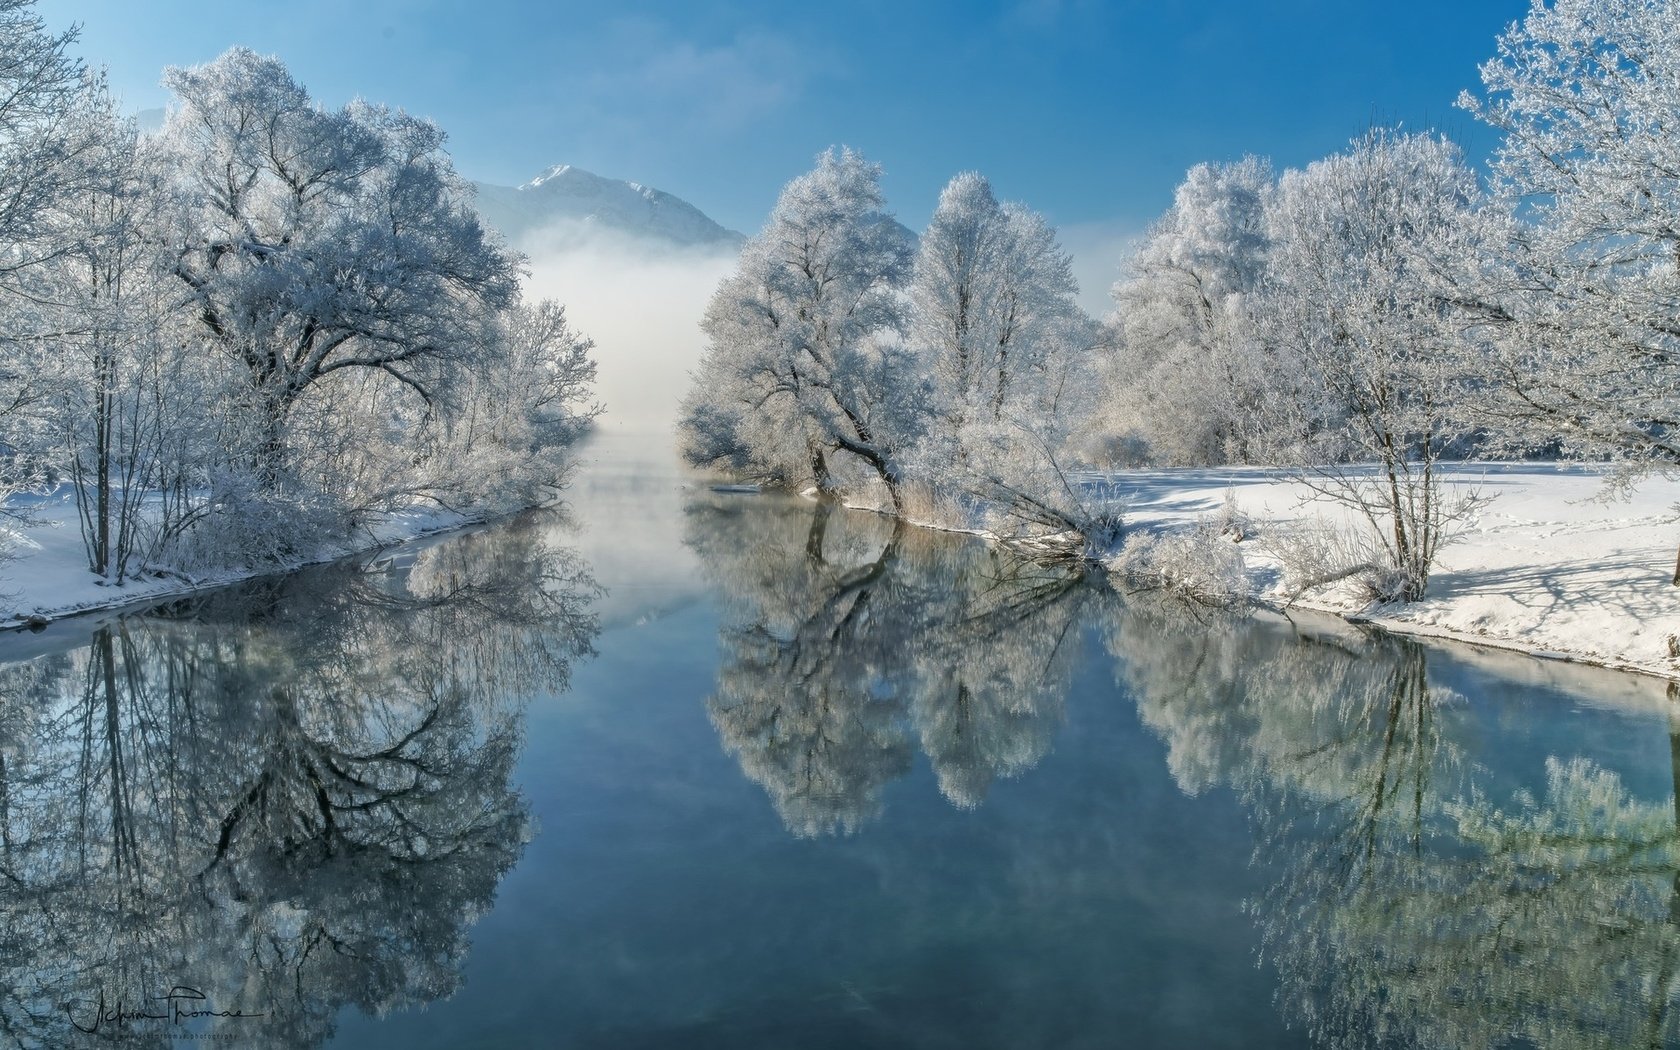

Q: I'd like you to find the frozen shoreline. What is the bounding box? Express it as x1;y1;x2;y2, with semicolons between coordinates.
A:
0;493;486;636
1108;463;1680;683
829;462;1680;683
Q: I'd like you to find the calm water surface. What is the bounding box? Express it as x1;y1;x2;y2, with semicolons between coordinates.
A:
2;439;1676;1048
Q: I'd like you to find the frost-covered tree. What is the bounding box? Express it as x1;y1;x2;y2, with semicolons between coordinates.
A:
0;0;107;540
422;298;601;512
36;91;217;582
1258;130;1490;601
0;0;101;311
907;172;1102;537
912;172;1090;429
911;173;1007;425
1457;0;1680;581
156;48;519;493
0;32;597;596
1107;157;1276;465
267;296;598;532
679;147;916;507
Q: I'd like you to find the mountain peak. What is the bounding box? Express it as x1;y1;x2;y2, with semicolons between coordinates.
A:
520;163;574;190
475;164;743;251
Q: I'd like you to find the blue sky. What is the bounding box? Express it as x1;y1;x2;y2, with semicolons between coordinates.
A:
41;0;1527;238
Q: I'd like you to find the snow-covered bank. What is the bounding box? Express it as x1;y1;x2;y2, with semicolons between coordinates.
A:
1109;463;1680;681
0;491;479;632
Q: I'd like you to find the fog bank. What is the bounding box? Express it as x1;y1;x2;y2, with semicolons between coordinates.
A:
521;222;740;442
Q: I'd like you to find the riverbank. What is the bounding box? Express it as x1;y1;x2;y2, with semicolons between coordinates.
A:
11;456;1677;686
1109;463;1680;682
0;491;480;633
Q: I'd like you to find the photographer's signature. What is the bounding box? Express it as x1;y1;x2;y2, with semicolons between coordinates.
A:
67;986;266;1033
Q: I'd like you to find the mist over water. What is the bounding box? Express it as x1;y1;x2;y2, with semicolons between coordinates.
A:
520;222;741;440
515;225;737;627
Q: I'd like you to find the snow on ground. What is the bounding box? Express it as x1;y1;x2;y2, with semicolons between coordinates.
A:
0;489;473;632
1108;462;1680;681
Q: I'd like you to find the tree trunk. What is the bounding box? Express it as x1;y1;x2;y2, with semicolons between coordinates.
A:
993;346;1008;421
1671;538;1680;587
254;395;290;494
809;443;836;499
94;363;110;578
883;471;904;515
829;405;901;516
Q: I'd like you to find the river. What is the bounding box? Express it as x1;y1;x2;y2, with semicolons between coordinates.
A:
1;434;1674;1048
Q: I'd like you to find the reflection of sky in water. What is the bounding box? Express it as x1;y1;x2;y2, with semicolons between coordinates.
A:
357;455;1676;1048
560;429;709;630
4;446;1677;1048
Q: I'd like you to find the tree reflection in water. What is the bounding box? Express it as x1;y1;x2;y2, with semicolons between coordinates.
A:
689;493;1680;1046
687;497;1099;836
0;513;597;1048
1112;600;1680;1049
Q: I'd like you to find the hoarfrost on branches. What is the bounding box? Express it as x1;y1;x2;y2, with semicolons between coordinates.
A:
0;28;600;589
1459;0;1680;581
679;147;916;508
1255;129;1492;601
1105;157;1276;467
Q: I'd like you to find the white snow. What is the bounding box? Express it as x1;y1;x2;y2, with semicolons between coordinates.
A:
0;489;474;631
1104;462;1680;681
